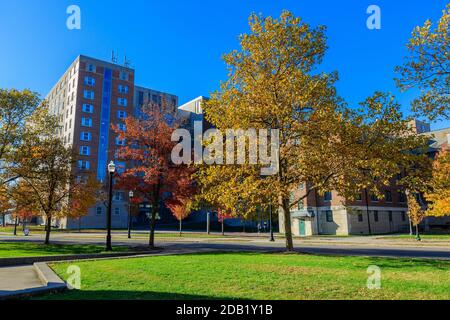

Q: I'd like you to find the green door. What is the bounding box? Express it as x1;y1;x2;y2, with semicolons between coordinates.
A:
299;220;306;236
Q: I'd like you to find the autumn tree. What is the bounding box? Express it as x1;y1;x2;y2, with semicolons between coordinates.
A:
12;105;99;244
0;89;40;185
407;192;427;240
425;150;450;217
217;208;234;236
0;184;12;227
113;102;195;248
9;181;40;235
198;11;429;251
166;197;193;236
396;4;450;121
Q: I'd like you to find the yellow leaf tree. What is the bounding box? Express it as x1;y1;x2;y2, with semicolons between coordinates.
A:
197;11;429;251
425;150;450;217
13;104;100;244
396;4;450;121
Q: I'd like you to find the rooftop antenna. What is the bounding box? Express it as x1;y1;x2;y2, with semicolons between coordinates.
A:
124;54;132;68
111;50;118;64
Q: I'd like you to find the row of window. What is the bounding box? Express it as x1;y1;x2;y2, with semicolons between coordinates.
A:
324;210;407;223
85;63;129;81
96;206;121;215
79;126;125;143
322;190;406;203
83;90;128;106
83;77;128;94
81;111;126;127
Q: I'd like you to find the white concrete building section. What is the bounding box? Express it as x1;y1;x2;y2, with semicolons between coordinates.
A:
280;206;411;236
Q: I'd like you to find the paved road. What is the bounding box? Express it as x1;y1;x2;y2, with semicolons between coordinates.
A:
1;232;449;260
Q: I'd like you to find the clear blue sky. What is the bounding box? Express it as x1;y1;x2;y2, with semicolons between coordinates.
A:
0;0;448;129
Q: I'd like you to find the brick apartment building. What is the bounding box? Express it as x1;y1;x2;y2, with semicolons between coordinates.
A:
45;55;178;229
279;121;450;236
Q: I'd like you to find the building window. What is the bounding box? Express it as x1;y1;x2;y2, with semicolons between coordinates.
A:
114;192;124;201
114;207;120;215
385;190;392;203
388;211;393;222
118;98;128;106
77;160;90;170
138;91;144;106
118;85;129;94
116;137;125;146
80;132;92;141
325;210;333;222
80;146;91;156
83;90;94;100
323;191;332;201
401;212;406;222
82;104;93;113
81;117;93;127
297;201;304;210
116;161;126;174
357;211;363;222
117;110;127;119
398;191;406;203
118;123;126;131
87;64;96;72
84;76;95;86
356;193;362;201
119;72;128;81
373;210;379;222
96;207;102;215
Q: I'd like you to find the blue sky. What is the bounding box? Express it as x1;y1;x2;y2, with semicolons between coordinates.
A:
0;0;448;129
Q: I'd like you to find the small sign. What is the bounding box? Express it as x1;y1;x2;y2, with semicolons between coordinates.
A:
24;228;30;236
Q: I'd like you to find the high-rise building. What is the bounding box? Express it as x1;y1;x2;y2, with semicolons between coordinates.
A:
45;55;178;229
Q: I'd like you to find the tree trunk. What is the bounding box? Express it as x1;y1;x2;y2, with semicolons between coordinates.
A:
149;199;158;248
415;224;421;241
222;219;225;236
13;217;18;236
44;215;52;245
1;213;5;227
179;219;182;237
281;196;294;252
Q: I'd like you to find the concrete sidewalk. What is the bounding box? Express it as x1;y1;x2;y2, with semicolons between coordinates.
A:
0;266;44;297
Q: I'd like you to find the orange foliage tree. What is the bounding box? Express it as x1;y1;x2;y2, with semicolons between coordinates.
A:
166;197;192;236
113;103;196;248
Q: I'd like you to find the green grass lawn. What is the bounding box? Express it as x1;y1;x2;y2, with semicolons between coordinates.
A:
40;252;450;300
0;242;129;258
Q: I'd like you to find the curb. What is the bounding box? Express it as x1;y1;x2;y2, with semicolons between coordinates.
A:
0;263;67;300
0;250;163;267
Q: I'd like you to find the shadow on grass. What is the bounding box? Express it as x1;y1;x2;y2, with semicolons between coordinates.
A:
0;241;128;257
366;256;450;270
36;289;240;300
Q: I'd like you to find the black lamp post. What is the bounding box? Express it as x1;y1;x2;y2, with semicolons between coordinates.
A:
269;203;275;242
128;190;134;239
106;161;115;251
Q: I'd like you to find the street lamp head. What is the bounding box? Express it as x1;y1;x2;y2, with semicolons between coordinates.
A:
129;190;134;198
108;161;116;174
